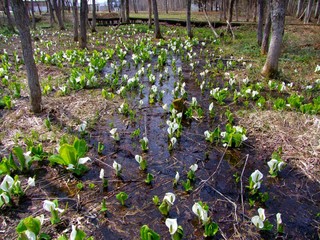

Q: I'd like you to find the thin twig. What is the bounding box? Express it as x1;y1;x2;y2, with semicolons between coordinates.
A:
240;154;249;221
194;146;228;193
203;6;220;38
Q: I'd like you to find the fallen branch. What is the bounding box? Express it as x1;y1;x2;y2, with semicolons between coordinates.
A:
203;7;220;38
226;20;235;40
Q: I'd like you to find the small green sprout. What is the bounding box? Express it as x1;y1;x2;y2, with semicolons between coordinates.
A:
116;192;128;206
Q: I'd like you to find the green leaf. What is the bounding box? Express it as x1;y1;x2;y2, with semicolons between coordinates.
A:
140;225;160;240
59;144;78;166
73;138;88;158
204;222;219;237
13;146;26;170
48;155;67;166
16;216;41;236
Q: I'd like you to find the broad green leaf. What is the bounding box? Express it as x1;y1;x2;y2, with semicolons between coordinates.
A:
73;138;88;158
59;144;78;166
49;155;67;166
13;146;26;170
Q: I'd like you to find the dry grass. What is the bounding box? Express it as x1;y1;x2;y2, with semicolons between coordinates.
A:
239;109;320;183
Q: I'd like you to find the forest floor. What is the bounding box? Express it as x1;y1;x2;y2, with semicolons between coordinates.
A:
0;13;320;239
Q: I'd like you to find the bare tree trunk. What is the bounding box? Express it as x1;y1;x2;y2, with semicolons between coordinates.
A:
73;0;79;41
148;0;152;28
315;0;320;17
261;2;271;54
152;0;162;38
108;0;111;12
30;0;36;30
296;0;304;17
80;0;87;48
61;0;65;22
246;0;250;21
165;0;168;14
47;0;56;26
253;0;258;21
11;0;42;113
133;0;138;13
92;0;97;32
36;2;42;15
125;0;130;23
304;0;314;23
187;0;193;38
235;0;239;21
4;0;16;32
261;0;286;78
228;0;236;22
52;0;65;30
223;0;228;20
257;0;264;46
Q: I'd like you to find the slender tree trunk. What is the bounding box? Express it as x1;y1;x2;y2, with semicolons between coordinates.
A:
165;0;168;14
257;0;265;46
79;0;87;48
253;0;258;21
120;0;125;22
148;0;152;28
261;0;286;78
187;0;193;38
304;0;314;23
45;0;49;13
47;0;56;26
125;0;130;23
261;2;271;54
108;0;111;12
246;0;250;21
30;0;36;30
36;2;42;15
296;0;304;17
92;0;97;32
73;0;79;41
11;0;42;113
223;0;228;20
52;0;65;30
4;0;16;32
61;0;65;21
315;0;320;17
133;0;138;13
235;0;239;21
228;0;236;22
152;0;162;38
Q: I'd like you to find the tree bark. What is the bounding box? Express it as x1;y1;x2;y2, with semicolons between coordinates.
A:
148;0;152;28
165;0;168;14
120;0;125;22
125;0;130;23
91;0;97;32
304;0;314;23
61;0;65;22
73;0;79;41
133;0;138;13
11;0;42;113
187;0;193;38
261;0;286;78
235;0;239;21
152;0;162;38
228;0;236;22
4;0;16;32
315;0;320;18
257;0;264;46
30;0;36;30
261;2;271;54
47;0;56;26
296;0;304;17
79;0;87;48
52;0;65;30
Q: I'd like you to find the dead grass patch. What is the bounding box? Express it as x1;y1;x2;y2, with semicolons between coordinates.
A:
238;109;320;183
